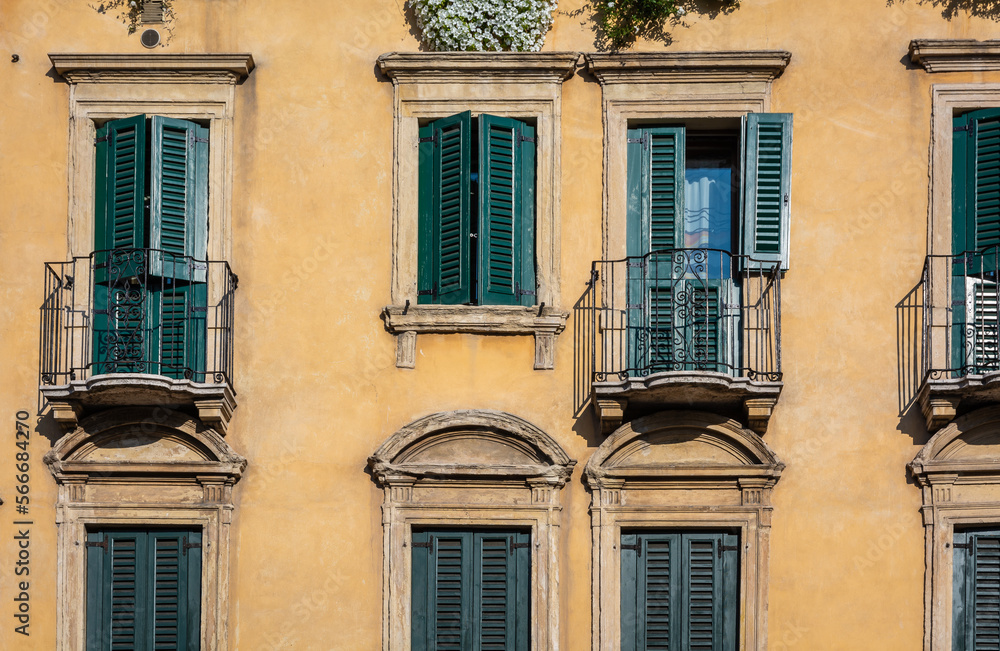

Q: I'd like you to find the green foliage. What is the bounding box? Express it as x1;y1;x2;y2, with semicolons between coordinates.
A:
593;0;740;49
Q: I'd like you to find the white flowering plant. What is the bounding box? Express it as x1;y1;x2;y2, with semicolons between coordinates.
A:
594;0;740;49
92;0;174;35
409;0;558;52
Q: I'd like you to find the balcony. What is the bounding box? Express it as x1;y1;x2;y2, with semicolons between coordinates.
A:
907;249;1000;430
577;249;782;434
40;248;237;433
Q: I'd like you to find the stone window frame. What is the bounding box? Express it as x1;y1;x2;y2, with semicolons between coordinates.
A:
43;407;246;651
584;411;784;651
49;53;254;262
909;406;1000;651
376;52;580;371
584;52;791;263
368;410;576;651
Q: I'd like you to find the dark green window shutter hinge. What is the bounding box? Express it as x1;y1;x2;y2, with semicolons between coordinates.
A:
417;283;437;298
621;542;641;557
519;134;536;143
509;537;531;555
515;283;534;297
955;124;973;133
627;134;648;149
954;542;972;549
94;135;109;145
718;542;740;558
86;535;109;552
419;134;436;144
182;536;202;555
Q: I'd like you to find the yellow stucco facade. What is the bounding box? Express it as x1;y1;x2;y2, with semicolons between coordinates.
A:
6;1;1000;650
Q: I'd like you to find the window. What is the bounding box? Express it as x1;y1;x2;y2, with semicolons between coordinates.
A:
951;108;1000;373
92;114;209;379
620;531;739;651
85;528;202;651
411;529;530;650
418;111;535;306
624;115;792;375
953;528;1000;651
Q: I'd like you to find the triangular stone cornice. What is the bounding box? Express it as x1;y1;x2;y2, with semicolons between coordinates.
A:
909;39;1000;73
585;51;791;85
377;51;580;84
49;53;255;84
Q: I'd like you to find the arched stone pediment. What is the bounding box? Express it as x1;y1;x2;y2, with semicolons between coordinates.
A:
45;406;246;481
369;410;575;483
911;405;1000;477
585;411;783;485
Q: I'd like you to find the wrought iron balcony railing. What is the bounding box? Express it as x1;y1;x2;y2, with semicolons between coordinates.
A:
578;248;782;386
912;248;1000;381
40;248;236;388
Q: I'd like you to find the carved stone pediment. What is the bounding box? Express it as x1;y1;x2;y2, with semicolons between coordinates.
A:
369;409;575;485
911;405;1000;479
45;406;246;482
585;411;783;486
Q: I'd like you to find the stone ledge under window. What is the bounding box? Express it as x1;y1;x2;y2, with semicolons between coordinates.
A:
381;305;568;370
909;39;1000;73
592;371;783;435
40;374;237;435
917;372;1000;432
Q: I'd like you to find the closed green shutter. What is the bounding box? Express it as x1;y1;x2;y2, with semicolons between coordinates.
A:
86;529;201;651
622;532;738;651
418;112;473;305
149;116;209;281
954;529;1000;651
149;282;208;380
478;115;535;306
742;113;792;270
412;530;529;651
95;115;148;254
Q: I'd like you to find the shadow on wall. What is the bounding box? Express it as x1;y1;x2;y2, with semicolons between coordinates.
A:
887;0;1000;20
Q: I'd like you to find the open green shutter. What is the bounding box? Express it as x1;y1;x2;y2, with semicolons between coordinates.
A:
418;112;472;304
150;116;209;281
478;115;535;306
96;115;147;253
742;113;792;270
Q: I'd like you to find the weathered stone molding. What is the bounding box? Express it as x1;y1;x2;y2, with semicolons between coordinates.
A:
377;51;579;84
585;51;791;85
381;305;568;370
909;39;1000;73
585;411;783;651
377;52;577;369
45;406;245;651
369;410;575;651
49;53;255;84
41;374;237;434
910;405;1000;651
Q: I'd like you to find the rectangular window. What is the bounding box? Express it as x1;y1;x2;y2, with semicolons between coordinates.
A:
625;115;791;375
85;528;202;651
952;109;1000;374
953;528;1000;651
620;531;739;651
92;115;209;379
411;529;530;650
417;111;536;306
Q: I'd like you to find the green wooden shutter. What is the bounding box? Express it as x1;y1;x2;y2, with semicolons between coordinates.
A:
95;115;148;253
478;115;535;306
412;530;529;651
742;113;792;270
86;530;201;651
148;282;208;381
149;116;209;282
954;529;1000;651
627;127;685;374
621;532;738;651
418;112;472;305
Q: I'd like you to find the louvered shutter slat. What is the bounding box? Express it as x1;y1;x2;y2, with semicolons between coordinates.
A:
644;538;673;650
101;115;147;253
110;535;140;649
435;534;468;650
649;131;684;253
477;535;511;650
976;118;1000;250
742;113;792;270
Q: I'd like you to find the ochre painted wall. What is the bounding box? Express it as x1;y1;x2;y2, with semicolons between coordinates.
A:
2;0;997;649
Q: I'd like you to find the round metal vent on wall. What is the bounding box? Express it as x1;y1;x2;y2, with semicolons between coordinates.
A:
140;29;161;48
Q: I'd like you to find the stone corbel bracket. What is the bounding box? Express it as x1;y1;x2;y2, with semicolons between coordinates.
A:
381;305;568;370
909;39;1000;73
